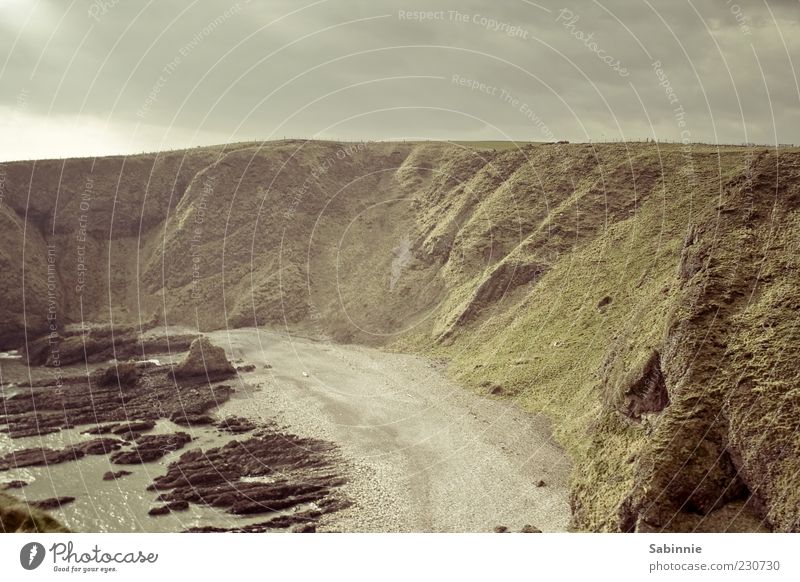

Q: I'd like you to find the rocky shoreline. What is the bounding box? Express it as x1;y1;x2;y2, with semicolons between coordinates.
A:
0;334;349;533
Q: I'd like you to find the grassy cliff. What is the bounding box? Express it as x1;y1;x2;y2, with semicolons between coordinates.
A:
1;140;797;531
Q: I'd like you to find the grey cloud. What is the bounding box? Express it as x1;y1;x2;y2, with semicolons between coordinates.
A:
0;0;798;160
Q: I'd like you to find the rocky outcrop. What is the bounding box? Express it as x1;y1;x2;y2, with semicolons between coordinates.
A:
170;413;215;427
110;433;192;464
90;362;139;387
102;470;132;481
148;500;189;516
148;433;347;519
30;497;76;510
0;363;234;439
0;439;123;471
22;330;199;367
619;351;669;421
85;420;156;439
215;416;257;434
171;337;235;380
1;342;353;533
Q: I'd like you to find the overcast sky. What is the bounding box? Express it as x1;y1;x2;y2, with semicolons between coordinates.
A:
0;0;798;160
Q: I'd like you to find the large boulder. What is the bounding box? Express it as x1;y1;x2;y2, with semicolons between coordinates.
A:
90;361;139;387
20;334;60;366
172;337;235;380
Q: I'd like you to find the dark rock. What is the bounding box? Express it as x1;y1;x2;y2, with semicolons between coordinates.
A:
30;496;76;510
215;416;257;434
182;506;338;533
76;438;125;455
290;523;316;533
622;351;669;421
0;447;81;471
597;295;613;312
111;433;192;464
493;525;508;533
20;334;61;366
149;433;348;523
90;362;139;387
236;364;256;373
520;524;542;533
0;439;123;471
134;360;159;370
2;480;27;490
102;470;132;481
166;500;189;512
48;336;100;366
170;413;215;427
172;337;235;380
488;384;505;396
0;368;234;439
536;480;546;487
23;331;200;368
148;505;171;516
85;421;156;441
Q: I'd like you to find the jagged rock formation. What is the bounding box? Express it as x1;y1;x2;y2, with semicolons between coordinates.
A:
1;140;798;532
172;336;235;379
0;360;350;530
149;433;348;528
0;363;234;439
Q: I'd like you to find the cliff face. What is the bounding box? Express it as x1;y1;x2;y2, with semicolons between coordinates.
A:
1;140;798;531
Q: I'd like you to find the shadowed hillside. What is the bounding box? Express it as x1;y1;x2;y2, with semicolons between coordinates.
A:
1;140;798;532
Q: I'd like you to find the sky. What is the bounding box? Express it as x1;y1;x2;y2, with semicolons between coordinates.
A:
0;0;798;160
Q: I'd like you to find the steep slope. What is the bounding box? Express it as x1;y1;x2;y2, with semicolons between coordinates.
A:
1;140;797;532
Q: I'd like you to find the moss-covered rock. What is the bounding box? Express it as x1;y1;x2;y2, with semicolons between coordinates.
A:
0;492;70;533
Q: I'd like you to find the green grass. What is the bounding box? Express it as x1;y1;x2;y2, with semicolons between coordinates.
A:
0;492;70;533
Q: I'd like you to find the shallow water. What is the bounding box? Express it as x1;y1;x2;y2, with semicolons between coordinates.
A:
0;391;291;532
